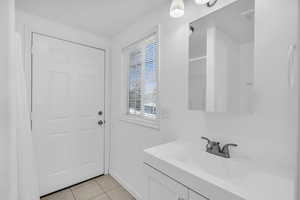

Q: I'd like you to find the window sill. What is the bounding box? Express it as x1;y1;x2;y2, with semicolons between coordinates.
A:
120;115;160;130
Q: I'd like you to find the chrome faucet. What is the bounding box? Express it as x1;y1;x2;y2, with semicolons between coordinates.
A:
201;137;237;158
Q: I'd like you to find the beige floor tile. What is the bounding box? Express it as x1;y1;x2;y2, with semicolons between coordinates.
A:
42;189;74;200
71;180;104;200
90;194;111;200
95;175;120;192
106;187;135;200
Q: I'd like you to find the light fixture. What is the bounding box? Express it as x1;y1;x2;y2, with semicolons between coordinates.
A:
170;0;185;18
195;0;218;7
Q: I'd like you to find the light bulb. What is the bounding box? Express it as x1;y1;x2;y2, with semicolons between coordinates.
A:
195;0;210;5
170;0;184;18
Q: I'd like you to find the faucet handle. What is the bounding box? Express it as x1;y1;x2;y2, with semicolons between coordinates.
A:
221;143;238;158
201;137;213;148
201;136;211;143
201;137;220;151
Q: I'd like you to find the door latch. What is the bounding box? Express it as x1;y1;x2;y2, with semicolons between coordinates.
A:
98;120;105;127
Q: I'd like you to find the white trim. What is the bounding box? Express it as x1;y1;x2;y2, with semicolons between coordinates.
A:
122;26;160;52
104;43;112;175
297;0;300;197
120;25;161;129
120;115;160;130
22;24;111;175
109;170;144;200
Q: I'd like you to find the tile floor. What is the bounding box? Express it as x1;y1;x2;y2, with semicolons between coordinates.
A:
41;175;135;200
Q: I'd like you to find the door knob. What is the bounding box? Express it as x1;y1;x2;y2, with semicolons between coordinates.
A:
98;120;105;126
98;111;103;116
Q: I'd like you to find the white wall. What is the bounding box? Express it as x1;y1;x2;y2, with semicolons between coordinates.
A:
15;10;111;47
0;0;14;199
239;42;254;112
110;0;299;199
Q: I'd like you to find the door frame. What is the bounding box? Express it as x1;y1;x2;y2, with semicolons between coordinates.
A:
22;25;112;176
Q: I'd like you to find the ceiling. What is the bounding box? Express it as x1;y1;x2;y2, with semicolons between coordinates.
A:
16;0;170;37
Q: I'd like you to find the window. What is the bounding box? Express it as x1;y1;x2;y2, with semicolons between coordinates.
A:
123;30;159;126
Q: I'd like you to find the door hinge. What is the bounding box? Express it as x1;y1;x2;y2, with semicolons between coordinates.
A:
31;38;35;56
30;112;33;130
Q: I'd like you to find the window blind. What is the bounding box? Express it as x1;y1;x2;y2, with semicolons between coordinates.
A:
126;33;159;119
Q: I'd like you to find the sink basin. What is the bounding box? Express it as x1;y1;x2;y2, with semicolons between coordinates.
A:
144;141;295;200
173;148;250;182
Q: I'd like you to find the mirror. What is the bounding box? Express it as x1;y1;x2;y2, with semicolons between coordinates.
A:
189;0;254;113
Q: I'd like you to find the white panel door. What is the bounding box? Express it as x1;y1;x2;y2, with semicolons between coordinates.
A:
145;165;188;200
32;33;105;196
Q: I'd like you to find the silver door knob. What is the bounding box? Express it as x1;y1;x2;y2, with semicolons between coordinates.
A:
98;120;105;126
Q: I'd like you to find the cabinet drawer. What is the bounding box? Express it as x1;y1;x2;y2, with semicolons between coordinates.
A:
145;164;188;200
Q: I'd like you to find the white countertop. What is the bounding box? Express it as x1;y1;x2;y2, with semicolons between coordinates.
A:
144;141;296;200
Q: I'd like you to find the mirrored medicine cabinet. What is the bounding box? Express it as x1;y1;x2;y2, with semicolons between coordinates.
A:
189;0;255;113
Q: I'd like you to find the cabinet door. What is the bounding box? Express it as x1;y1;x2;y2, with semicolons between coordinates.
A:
145;165;188;200
189;190;209;200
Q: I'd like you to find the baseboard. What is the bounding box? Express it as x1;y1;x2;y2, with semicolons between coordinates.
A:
109;170;144;200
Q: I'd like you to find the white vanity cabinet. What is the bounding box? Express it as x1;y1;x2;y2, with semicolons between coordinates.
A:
145;164;208;200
